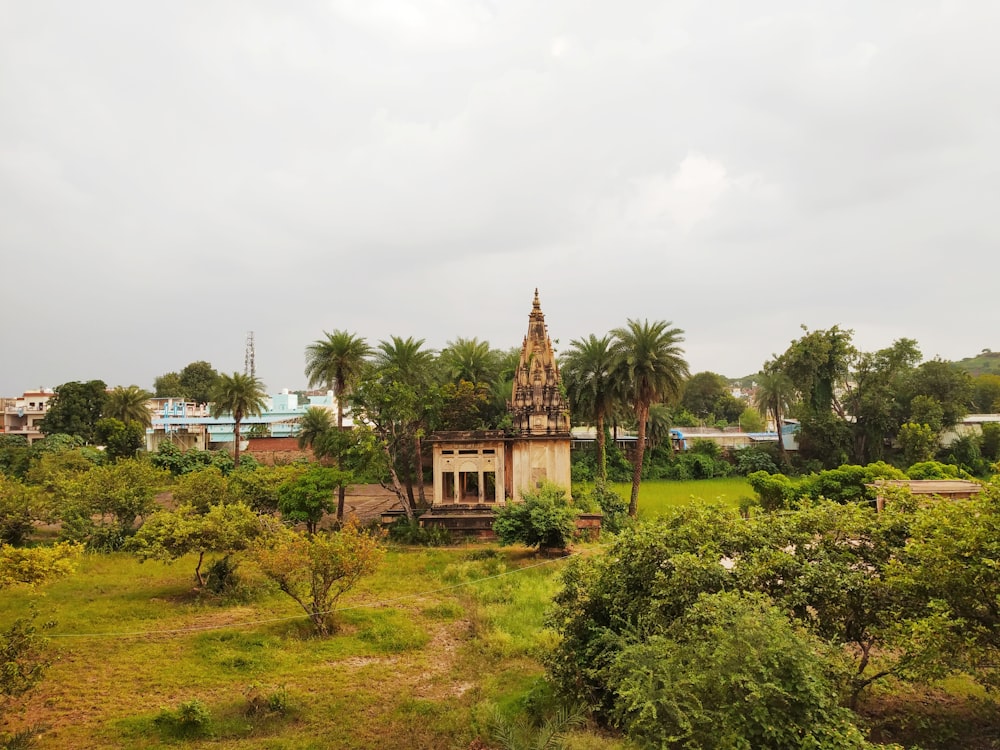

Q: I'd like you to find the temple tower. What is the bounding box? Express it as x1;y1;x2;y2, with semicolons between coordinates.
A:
510;289;571;435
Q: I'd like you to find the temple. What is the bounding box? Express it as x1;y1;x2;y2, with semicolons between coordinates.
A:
421;290;572;533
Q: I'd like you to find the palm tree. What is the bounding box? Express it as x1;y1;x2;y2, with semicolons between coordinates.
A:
297;406;334;452
611;319;689;517
752;368;795;465
210;372;268;468
105;385;153;428
304;330;372;519
374;336;437;506
561;335;618;480
439;337;500;384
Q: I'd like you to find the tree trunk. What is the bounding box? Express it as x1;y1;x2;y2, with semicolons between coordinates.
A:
194;550;206;587
336;400;346;521
596;410;607;481
414;433;427;507
233;414;242;469
628;403;648;517
773;405;787;465
382;441;415;520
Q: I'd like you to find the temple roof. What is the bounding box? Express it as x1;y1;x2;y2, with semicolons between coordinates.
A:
510;289;570;435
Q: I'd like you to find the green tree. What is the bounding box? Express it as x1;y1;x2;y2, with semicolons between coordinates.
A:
129;501;261;587
752;368;795;465
561;334;618;481
94;417;145;461
679;371;728;419
178;361;221;405
778;325;855;416
105;385;153;428
297;407;334;453
0;435;32;479
898;422;938;466
374;336;438;505
438;337;501;384
908;359;973;428
277;466;348;535
153;371;183;398
172;466;229;513
908;394;944;433
39;380;108;443
611;591;872;750
738;406;765;433
304;330;372;518
250;521;383;636
610;320;689;516
843;339;921;463
210;372;268;469
0;476;48;546
74;459;167;538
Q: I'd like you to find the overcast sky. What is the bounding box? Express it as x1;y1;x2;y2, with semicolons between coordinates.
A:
2;1;998;396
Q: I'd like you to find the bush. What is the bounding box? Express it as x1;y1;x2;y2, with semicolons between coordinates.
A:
735;446;779;476
386;518;452;546
590;480;627;534
611;591;871;750
493;483;577;551
154;699;212;737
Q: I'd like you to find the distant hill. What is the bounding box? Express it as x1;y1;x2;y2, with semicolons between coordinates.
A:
953;350;1000;376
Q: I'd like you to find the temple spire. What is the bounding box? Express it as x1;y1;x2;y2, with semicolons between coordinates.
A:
510;290;570;435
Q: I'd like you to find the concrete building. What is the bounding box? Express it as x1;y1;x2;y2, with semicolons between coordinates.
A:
1;389;55;443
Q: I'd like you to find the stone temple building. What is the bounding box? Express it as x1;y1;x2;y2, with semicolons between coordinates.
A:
420;290;572;532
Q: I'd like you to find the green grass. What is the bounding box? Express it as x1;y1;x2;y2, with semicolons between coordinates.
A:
607;477;752;517
0;545;585;749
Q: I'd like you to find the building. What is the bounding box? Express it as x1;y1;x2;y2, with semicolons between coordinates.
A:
1;389;55;443
420;290;573;532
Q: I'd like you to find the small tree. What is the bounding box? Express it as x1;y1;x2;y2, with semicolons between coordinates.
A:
898;422;938;466
129;502;261;587
250;521;383;635
493;483;578;551
276;466;348;535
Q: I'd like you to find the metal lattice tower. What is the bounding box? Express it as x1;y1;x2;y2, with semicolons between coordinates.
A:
244;331;256;379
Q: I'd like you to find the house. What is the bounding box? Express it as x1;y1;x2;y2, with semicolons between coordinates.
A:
1;389;55;443
870;479;983;512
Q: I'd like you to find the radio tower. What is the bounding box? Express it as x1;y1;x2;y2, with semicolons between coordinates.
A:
244;331;256;379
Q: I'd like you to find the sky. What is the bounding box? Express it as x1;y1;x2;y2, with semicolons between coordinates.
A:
2;1;999;396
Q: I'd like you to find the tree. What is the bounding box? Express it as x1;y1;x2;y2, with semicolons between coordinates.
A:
373;336;438;505
129;501;261;587
178;361;220;405
105;385;153;428
74;459;167;537
94;417;145;461
908;359;973;428
172;466;230;513
561;334;618;481
493;483;578;551
297;407;334;453
611;591;872;750
610;320;689;516
210;372;267;469
0;541;82;588
39;380;108;443
304;330;372;519
778;325;855;416
0;476;47;546
277;466;348;534
738;406;765;433
752;369;796;467
153;371;183;398
898;422;938;466
843;339;921;463
250;521;383;636
438;337;501;385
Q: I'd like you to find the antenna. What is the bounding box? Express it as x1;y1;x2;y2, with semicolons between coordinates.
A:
244;331;256;379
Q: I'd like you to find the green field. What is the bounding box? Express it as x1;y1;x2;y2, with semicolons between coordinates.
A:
0;544;626;749
608;477;751;517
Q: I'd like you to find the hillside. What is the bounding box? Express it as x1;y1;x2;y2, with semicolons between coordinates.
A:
953;349;1000;375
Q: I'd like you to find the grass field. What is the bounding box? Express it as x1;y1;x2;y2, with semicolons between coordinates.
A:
607;477;751;517
1;543;622;749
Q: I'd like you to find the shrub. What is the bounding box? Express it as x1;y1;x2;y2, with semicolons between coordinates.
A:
493;483;577;551
387;518;452;547
154;699;212;737
611;591;871;750
735;446;779;476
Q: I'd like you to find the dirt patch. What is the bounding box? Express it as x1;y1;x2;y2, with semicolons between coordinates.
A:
860;686;1000;750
